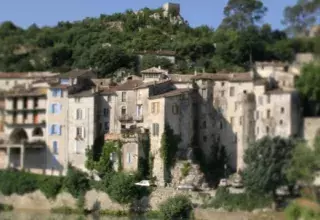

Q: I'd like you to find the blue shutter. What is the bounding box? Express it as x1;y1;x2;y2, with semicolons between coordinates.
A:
49;125;53;135
58;125;62;135
58;104;62;113
57;89;62;97
51;125;55;135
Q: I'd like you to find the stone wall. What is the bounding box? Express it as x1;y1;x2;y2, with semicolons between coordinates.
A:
304;117;320;148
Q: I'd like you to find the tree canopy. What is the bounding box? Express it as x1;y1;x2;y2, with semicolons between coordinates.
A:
242;136;295;196
0;1;318;76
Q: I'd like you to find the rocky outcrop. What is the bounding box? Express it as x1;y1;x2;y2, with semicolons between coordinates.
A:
171;161;207;188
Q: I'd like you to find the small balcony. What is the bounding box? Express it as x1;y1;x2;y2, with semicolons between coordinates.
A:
5;120;46;128
118;114;133;122
134;115;144;122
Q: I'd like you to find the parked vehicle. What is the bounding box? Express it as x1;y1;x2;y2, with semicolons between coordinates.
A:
219;178;230;187
135;180;156;187
177;184;195;191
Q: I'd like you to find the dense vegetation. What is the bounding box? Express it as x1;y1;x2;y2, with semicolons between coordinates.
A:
159;195;193;220
0;0;319;77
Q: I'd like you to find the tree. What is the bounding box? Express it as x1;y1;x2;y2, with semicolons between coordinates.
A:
282;0;320;37
141;55;173;71
286;140;319;185
63;165;90;198
296;62;320;115
220;0;267;30
106;172;139;205
242;136;295;196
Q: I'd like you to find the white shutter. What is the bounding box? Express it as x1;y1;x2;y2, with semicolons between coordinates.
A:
82;127;86;138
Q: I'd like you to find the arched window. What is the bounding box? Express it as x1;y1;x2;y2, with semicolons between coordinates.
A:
32;127;43;137
76;108;83;120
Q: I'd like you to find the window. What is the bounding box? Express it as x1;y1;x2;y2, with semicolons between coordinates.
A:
267;95;271;104
53;141;58;155
121;92;127;102
76;127;85;138
60;79;69;85
104;122;109;131
230;117;234;128
221;90;225;97
219;121;223;130
202;121;206;129
75;98;81;103
34;98;38;108
152;123;159;136
221;82;225;86
151;102;160;114
121;124;126;129
280;120;283;125
234;133;237;143
203;136;207;142
5;81;9;86
127;153;132;164
267;109;271;119
121;107;126;116
172;104;179;115
266;126;270;134
281;107;285;114
229;87;235;97
50;124;61;135
239;116;243;126
52;89;62;97
23;112;27;121
234;102;238;111
23;97;27;108
76;109;83;120
243;90;247;94
259;96;263;105
103;108;109;117
50;103;61;114
201;88;207;99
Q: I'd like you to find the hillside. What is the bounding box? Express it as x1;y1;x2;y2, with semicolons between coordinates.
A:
0;4;318;77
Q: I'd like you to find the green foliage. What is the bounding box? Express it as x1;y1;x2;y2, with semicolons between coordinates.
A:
63;165;90;198
286;140;319;185
296;62;320;102
159;195;193;220
141;55;173;71
106;172;139;205
220;0;267;30
0;170;38;195
0;5;317;74
282;0;320;37
0;203;13;211
38;175;63;199
160;124;181;183
85;141;122;178
138;132;151;179
181;162;191;178
285;200;320;220
242;136;295;196
209;187;272;211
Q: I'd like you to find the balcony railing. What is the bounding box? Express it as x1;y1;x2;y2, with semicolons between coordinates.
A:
118;115;133;122
134;115;144;122
5;108;46;113
5;120;46;127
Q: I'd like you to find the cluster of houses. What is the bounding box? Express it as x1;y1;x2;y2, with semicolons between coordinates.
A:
0;61;317;186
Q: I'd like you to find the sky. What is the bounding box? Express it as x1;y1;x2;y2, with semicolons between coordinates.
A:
0;0;296;30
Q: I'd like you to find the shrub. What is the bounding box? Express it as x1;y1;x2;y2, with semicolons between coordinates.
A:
285;200;320;220
106;172;139;205
0;170;38;195
181;162;191;178
209;187;272;211
63;165;90;198
38;176;63;199
159;195;193;220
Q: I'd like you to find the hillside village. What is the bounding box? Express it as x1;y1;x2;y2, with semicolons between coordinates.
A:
0;1;320;219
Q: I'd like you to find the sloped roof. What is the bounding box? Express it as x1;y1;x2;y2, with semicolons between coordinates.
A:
114;80;143;91
149;88;193;100
141;67;168;74
192;72;253;82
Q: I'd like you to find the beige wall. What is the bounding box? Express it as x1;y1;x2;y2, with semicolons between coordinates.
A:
122;142;139;172
304;117;320;148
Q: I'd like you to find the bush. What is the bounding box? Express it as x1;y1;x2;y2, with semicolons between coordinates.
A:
181;162;191;178
38;176;63;199
285;200;320;220
0;170;38;195
159;195;193;220
106;172;139;205
63;165;90;198
209;187;272;211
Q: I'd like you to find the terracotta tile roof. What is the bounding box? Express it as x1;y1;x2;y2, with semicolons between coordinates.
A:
192;72;253;82
168;74;194;83
149;88;193;100
59;69;97;79
99;87;116;95
137;50;176;56
135;79;172;89
0;72;58;79
114;80;143;91
141;67;168;74
6;87;47;97
265;88;296;95
69;89;96;97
